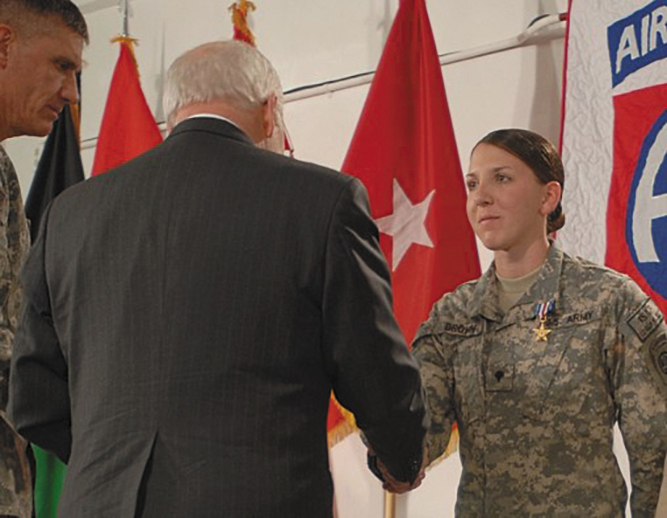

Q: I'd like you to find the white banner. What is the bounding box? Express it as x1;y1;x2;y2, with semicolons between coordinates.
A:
559;0;667;264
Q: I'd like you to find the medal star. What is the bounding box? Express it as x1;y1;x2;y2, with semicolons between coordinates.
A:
376;179;435;271
533;323;551;342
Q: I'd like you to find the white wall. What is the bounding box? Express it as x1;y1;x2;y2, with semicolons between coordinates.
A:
15;1;654;517
4;0;568;187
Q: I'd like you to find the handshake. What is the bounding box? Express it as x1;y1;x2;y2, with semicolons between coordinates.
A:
366;446;427;494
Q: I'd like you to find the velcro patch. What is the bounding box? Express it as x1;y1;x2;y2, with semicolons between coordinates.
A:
626;299;663;342
546;309;599;328
438;322;482;337
646;334;667;390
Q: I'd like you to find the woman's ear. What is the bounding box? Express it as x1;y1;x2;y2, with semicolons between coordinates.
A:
541;181;562;217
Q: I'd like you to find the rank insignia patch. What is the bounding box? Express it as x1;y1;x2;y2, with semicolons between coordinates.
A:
627;299;663;342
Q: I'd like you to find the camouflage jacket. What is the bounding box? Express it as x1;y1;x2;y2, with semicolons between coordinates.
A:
414;245;667;517
0;146;30;399
0;145;31;518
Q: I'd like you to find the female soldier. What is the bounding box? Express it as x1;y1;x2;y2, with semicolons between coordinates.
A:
413;129;667;516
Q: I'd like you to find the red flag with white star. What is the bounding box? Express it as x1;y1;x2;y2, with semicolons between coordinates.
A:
342;0;480;346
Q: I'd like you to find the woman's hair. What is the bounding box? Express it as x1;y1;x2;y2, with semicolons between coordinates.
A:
476;128;565;234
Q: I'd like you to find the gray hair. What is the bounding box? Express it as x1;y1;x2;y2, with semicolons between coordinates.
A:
163;40;284;128
0;0;88;43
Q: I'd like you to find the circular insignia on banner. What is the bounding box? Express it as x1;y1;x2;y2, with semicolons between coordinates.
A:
627;110;667;297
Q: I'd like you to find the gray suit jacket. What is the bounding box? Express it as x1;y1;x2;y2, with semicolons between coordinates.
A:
8;118;426;517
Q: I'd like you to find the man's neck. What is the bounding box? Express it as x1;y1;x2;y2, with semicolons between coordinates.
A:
185;113;244;132
170;102;261;142
0;115;12;142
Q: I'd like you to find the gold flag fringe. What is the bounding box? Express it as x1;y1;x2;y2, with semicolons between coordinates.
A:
444;428;460;458
425;427;460;471
229;0;256;46
110;36;140;74
327;399;357;448
71;100;81;144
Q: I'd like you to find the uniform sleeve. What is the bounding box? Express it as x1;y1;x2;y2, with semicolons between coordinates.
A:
321;178;426;484
0;163;14;411
0;149;29;414
609;283;667;518
413;319;456;466
0;160;15;354
7;204;71;463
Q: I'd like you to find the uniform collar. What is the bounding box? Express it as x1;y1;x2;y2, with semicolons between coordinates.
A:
468;243;564;322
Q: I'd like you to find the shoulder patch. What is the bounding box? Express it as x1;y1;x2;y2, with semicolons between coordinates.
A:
645;333;667;391
626;298;663;342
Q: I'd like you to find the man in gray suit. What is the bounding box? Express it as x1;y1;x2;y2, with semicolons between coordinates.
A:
8;41;427;517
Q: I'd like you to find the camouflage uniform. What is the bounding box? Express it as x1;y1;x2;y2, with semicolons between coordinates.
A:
414;245;667;517
0;146;31;518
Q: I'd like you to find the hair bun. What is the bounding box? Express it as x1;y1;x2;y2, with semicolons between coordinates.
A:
547;203;565;234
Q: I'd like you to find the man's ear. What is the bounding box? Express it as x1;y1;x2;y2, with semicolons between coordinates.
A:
0;24;16;69
262;93;277;139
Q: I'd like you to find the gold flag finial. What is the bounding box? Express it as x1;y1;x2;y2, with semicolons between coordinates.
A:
229;0;256;46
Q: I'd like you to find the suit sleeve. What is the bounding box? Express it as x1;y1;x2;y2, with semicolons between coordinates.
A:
8;203;71;463
321;178;427;483
611;282;667;518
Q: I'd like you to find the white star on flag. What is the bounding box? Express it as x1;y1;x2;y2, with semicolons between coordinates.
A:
376;179;435;271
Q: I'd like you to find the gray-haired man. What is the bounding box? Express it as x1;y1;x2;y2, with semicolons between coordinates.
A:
8;40;426;517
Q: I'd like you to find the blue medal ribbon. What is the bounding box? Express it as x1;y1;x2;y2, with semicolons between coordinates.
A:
534;299;555;320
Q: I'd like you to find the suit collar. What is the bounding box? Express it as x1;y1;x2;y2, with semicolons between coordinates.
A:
167;116;255;146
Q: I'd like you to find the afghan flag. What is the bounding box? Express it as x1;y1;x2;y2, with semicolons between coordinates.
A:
25;105;84;242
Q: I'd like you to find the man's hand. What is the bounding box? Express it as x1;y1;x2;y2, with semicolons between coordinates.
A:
366;447;426;494
379;459;425;494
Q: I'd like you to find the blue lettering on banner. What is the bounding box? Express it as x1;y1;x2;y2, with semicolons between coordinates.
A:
608;0;667;87
627;110;667;296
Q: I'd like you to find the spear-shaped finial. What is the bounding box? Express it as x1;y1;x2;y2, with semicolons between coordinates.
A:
229;0;256;46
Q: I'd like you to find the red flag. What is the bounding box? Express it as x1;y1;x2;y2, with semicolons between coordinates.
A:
328;0;480;445
91;38;162;176
343;0;479;342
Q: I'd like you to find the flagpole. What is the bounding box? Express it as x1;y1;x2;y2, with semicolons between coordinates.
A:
119;0;129;37
384;492;396;518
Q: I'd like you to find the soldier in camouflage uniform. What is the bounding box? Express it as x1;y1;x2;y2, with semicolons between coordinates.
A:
0;146;30;518
413;129;667;517
0;2;88;516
